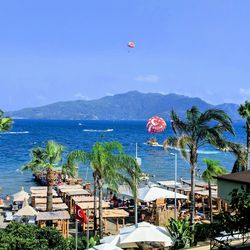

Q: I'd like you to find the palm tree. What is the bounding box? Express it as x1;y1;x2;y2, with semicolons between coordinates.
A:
0;110;12;132
238;101;250;154
114;154;142;225
22;140;64;211
89;141;123;238
224;142;248;173
62;150;88;179
164;106;234;223
202;158;226;222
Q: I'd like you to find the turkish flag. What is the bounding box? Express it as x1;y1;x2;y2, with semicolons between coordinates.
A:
75;204;88;223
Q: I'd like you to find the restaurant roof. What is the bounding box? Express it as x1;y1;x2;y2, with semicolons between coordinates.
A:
30;186;47;191
66;190;90;196
34;197;63;204
72;196;97;203
36;210;70;221
77;201;110;210
57;184;83;191
31;190;58;197
217;170;250;185
34;203;68;211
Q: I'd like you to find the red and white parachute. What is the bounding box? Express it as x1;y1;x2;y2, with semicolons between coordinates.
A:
146;116;166;133
127;41;135;48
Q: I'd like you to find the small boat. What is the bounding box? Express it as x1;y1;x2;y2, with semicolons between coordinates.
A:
147;138;160;146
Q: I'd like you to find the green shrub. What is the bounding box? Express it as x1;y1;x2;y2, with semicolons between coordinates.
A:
167;218;196;249
0;222;69;250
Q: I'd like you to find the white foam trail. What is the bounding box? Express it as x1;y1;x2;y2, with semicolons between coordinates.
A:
83;129;114;133
144;143;220;154
3;131;29;134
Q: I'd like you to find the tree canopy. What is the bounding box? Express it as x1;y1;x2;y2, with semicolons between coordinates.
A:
0;222;69;250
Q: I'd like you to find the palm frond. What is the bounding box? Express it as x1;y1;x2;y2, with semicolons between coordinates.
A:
177;135;194;161
170;110;188;134
163;136;178;150
199;109;235;135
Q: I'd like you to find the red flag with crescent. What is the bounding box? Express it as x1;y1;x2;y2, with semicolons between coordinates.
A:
75;204;87;223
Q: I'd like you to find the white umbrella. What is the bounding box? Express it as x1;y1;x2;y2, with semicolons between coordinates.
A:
101;235;138;248
102;222;173;247
119;184;187;202
120;222;173;247
14;198;37;217
13;187;30;202
89;243;122;250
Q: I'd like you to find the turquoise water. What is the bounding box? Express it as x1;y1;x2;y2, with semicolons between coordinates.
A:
0;119;246;196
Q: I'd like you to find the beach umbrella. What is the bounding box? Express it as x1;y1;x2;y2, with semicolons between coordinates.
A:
14;198;37;217
119;184;187;202
119;222;173;247
101;235;138;248
89;243;122;250
102;222;173;247
13;186;30;202
147;116;166;134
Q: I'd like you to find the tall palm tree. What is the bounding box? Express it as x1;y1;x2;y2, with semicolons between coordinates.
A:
238;101;250;154
114;154;142;225
22;140;64;211
164;106;234;223
225;142;248;173
0;110;12;132
202;158;226;222
89;141;123;238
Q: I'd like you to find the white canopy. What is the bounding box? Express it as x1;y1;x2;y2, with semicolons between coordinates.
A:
14;199;37;217
102;222;173;247
100;235;138;248
13;187;30;202
120;222;173;246
89;243;122;250
119;184;187;202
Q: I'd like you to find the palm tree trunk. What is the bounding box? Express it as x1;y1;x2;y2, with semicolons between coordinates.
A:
208;182;213;222
98;181;103;239
93;173;97;235
46;167;54;211
190;164;196;223
134;194;138;225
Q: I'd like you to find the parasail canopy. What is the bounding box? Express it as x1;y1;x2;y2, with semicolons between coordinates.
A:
127;41;135;48
146;116;166;133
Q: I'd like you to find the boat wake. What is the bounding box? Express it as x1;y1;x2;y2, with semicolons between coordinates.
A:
83;129;114;133
3;131;29;134
144;143;220;154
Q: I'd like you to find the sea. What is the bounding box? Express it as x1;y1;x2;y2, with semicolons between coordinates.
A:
0;119;246;197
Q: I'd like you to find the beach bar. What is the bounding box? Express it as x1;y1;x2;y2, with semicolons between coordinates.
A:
36;211;70;238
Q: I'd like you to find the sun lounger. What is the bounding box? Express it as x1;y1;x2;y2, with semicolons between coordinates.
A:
210;231;250;249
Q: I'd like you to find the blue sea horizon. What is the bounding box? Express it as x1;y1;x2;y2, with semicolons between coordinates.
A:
0;119;246;196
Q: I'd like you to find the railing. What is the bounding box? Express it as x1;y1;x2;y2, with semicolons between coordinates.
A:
210;231;250;249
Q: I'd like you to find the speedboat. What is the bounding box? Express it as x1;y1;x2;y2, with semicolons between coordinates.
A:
147;138;160;146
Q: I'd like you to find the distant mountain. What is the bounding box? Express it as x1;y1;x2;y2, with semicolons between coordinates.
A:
7;91;241;121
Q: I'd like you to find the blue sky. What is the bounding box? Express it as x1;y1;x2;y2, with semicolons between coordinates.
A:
1;0;250;110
